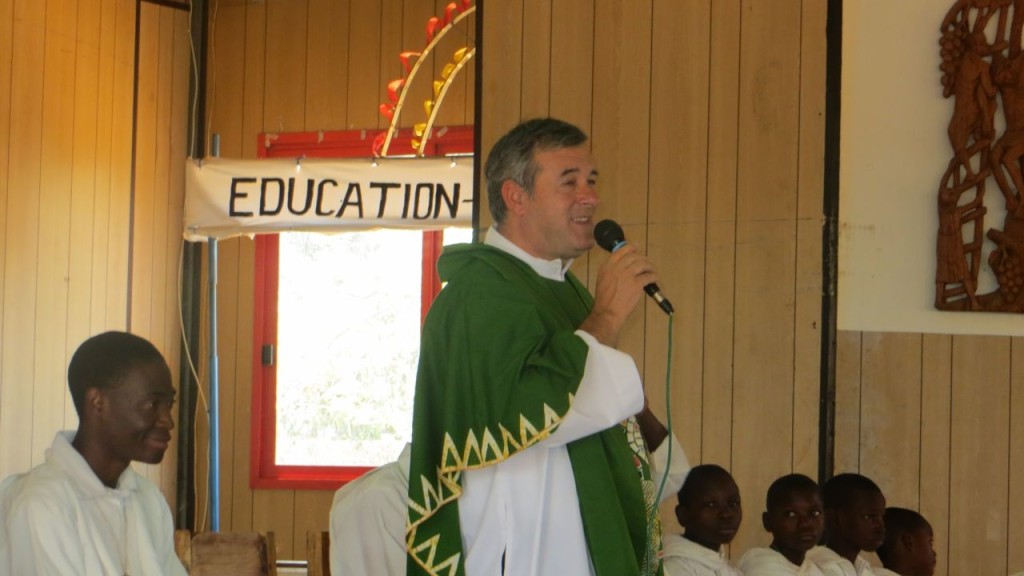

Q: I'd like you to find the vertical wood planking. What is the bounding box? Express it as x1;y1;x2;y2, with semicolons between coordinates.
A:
33;0;79;451
232;237;257;534
920;333;952;576
834;330;862;476
241;0;267;159
163;8;191;498
263;0;308;134
215;237;241;531
292;490;335;559
590;0;652;369
647;0;712;532
948;335;1010;576
132;4;159;339
305;0;350;130
701;0;740;473
1;0;46;473
730;0;802;555
792;0;827;478
478;0;523;231
1009;337;1024;574
68;0;103;421
519;0;550;118
104;0;135;330
0;0;11;439
346;0;382;128
548;0;592;132
146;19;175;504
857;333;922;506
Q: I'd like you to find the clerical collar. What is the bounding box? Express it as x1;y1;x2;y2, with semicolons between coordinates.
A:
484;226;573;282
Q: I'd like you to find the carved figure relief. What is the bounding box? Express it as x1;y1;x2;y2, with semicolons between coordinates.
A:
936;0;1024;312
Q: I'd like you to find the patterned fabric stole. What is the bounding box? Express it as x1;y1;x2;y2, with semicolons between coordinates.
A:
622;415;664;576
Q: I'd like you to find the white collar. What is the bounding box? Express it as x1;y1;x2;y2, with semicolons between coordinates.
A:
484;226;573;282
49;430;139;498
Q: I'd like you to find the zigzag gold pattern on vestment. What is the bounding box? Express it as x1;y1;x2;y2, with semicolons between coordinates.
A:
407;395;574;575
408;531;461;576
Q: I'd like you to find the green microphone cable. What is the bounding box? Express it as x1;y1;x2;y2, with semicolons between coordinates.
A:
644;312;674;576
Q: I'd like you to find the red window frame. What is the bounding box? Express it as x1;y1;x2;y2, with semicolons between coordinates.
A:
250;126;473;490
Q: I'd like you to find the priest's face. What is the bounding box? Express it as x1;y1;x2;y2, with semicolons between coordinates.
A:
514;145;599;262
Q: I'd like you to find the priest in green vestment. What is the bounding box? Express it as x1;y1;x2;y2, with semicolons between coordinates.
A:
406;118;683;576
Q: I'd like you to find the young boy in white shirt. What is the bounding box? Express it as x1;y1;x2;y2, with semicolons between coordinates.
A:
663;464;743;576
807;473;886;576
738;473;826;576
874;507;935;576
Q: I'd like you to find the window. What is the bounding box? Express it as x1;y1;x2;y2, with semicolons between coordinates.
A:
251;127;473;489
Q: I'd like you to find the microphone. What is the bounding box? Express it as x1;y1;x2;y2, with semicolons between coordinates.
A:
593;219;674;315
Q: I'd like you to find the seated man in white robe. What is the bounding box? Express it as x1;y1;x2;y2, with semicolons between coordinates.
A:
330;443;411;575
0;331;187;576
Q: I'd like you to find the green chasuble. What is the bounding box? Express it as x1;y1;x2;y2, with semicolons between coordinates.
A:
405;243;662;576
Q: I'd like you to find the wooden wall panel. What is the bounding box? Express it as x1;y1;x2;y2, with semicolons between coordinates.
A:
304;0;350;130
590;0;652;372
647;0;710;533
0;0;11;410
701;0;740;476
793;0;827;478
33;0;78;457
836;331;1020;576
1009;337;1024;574
857;333;922;505
920;334;952;576
264;0;308;134
477;0;522;234
548;0;592;132
103;0;135;330
1;0;46;476
0;0;186;513
132;2;190;494
834;331;862;475
68;0;102;421
520;0;551;119
730;0;803;555
948;336;1010;576
345;1;383;129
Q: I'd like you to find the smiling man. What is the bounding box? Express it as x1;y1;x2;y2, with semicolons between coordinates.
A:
406;118;687;576
0;331;187;575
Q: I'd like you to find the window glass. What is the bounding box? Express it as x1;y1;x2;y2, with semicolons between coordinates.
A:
274;227;472;468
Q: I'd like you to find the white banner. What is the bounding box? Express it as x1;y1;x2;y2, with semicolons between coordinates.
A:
184;156;474;241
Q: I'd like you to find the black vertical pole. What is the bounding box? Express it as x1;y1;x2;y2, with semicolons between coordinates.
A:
177;0;209;531
819;0;843;486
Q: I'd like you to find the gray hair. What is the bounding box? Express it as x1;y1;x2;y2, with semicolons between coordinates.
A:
484;118;589;224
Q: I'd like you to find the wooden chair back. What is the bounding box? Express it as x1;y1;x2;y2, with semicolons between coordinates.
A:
175;530;277;576
305;530;330;576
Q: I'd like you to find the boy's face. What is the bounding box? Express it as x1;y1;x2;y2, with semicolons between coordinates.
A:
834;490;886;552
906;524;937;576
96;360;177;465
763;489;824;558
676;473;743;551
